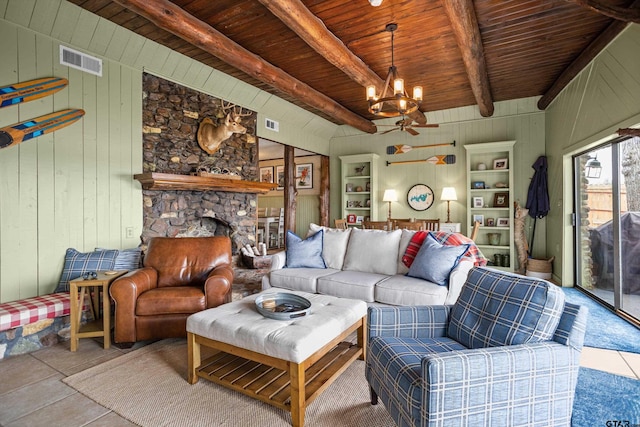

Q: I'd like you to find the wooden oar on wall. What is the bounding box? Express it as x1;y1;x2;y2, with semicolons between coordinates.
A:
386;140;455;155
386;154;456;166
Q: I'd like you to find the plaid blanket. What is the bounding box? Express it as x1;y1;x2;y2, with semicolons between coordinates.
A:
402;231;488;268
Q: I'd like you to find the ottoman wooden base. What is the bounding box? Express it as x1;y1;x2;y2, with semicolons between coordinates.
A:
187;317;365;427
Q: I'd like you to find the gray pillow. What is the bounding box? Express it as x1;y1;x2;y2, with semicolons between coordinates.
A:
342;228;402;275
285;230;326;269
407;232;469;285
308;223;351;270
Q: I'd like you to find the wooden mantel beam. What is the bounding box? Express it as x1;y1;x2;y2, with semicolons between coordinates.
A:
567;0;640;23
440;0;494;117
113;0;376;134
257;0;427;125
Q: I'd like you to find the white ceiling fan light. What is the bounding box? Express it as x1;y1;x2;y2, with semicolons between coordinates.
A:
369;0;383;6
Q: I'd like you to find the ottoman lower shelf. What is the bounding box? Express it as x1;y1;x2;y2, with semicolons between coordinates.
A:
195;341;361;411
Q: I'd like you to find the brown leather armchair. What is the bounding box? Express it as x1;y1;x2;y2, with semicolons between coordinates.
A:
110;236;234;343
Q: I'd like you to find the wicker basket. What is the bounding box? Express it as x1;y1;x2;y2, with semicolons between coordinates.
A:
526;257;554;279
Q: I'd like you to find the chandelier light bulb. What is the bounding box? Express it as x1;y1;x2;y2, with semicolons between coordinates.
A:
393;78;404;95
366;85;377;101
413;86;423;101
369;0;383;6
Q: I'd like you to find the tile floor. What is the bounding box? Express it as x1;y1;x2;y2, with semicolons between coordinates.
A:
0;338;638;426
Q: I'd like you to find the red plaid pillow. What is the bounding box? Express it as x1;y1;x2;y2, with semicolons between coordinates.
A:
402;231;487;268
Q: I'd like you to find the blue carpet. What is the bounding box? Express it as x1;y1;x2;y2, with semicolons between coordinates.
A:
562;288;640;354
573;367;640;426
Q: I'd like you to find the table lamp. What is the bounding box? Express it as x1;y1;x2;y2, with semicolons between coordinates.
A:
440;187;457;223
382;189;398;221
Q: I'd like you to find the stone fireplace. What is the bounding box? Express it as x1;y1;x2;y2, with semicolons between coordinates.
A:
141;73;261;254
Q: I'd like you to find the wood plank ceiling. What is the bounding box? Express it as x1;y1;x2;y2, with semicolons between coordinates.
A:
69;0;636;132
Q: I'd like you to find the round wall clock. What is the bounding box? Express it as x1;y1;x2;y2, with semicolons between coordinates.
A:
407;184;434;211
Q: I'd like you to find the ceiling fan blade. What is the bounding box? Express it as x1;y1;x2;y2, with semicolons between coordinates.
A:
406;127;420;136
380;127;399;135
413;124;440;128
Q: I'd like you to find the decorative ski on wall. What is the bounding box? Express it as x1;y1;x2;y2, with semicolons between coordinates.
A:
0;77;68;108
0;109;85;149
386;154;456;166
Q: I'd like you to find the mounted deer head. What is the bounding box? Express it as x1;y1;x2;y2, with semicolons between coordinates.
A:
197;102;252;154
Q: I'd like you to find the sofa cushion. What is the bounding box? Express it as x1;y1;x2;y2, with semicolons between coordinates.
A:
136;286;205;315
343;228;402;275
317;270;386;302
285;230;326;269
55;248;119;292
308;223;351;270
96;247;142;270
269;268;340;293
375;275;449;306
448;267;565;349
407;233;469;286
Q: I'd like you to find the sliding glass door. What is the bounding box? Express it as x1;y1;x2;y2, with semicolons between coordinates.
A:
574;136;640;323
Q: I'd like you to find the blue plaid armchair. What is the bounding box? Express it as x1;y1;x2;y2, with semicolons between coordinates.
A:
366;267;588;427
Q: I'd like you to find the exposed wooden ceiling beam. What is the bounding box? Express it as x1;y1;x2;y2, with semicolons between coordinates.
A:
256;0;427;124
440;0;494;117
567;0;640;23
112;0;377;134
537;19;628;110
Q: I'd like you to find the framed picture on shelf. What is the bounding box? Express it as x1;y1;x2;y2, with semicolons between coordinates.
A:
473;196;484;208
497;218;509;227
472;181;485;189
276;165;285;190
472;214;485;226
259;166;273;183
295;163;313;189
345;183;354;192
493;192;509;207
486;218;495;227
347;214;356;224
356;215;364;224
493;158;508;170
347;200;355;208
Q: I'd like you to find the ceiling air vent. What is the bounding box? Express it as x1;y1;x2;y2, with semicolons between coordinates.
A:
60;46;102;77
265;118;279;132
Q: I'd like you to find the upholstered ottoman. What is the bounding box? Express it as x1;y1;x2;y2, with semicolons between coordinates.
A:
186;289;367;427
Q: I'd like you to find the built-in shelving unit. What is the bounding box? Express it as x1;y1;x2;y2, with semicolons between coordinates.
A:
464;141;515;271
340;153;379;226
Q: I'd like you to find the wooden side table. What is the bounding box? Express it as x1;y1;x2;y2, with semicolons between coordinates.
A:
69;270;127;351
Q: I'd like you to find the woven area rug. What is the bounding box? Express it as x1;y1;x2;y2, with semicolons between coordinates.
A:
63;339;394;427
562;288;640;354
64;338;640;427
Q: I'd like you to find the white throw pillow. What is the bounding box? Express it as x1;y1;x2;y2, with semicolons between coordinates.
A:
342;228;402;275
308;223;351;270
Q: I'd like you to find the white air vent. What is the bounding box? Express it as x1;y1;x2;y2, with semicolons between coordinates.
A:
60;46;102;77
265;118;279;132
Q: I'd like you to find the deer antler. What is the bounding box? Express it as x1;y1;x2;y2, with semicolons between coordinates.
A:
232;105;252;119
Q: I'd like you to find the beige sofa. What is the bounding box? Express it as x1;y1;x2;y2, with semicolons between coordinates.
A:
261;225;474;306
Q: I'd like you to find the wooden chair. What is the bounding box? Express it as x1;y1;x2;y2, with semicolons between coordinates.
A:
334;219;348;230
394;220;424;231
423;219;440;231
257;207;268;218
363;220;391;230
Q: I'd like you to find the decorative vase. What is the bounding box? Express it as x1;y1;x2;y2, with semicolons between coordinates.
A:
477;163;487;170
488;233;501;246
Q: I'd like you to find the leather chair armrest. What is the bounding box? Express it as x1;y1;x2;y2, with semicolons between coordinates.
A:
110;267;158;343
204;264;234;307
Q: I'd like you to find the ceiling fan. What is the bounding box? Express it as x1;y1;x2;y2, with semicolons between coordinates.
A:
377;117;439;136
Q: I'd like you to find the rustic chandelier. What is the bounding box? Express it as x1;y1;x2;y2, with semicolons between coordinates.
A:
367;23;422;118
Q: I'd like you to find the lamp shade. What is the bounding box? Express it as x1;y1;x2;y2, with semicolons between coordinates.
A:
383;189;398;202
440;187;457;201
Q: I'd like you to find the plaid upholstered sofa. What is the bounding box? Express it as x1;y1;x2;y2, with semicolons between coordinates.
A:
366;267;588;427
